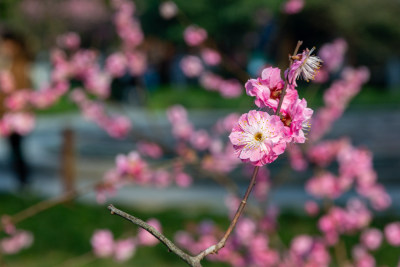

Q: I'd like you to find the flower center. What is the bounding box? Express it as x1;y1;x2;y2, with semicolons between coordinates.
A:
254;132;263;141
271;89;282;100
281;114;292;127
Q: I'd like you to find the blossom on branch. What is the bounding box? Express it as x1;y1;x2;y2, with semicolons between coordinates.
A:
229;110;286;166
286;47;323;85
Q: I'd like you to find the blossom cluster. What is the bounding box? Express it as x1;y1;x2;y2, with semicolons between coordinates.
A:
158;4;243;99
0;216;33;255
230;46;319;166
91;219;161;262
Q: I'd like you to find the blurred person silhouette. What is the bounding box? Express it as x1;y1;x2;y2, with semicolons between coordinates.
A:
0;30;32;189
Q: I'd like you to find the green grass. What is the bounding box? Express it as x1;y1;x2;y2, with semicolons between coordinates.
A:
1;194;400;266
34;84;400;116
146;85;253;111
0;193;228;267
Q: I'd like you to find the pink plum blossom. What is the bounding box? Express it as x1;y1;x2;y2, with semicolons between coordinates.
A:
3;112;35;135
183;25;208;47
200;72;222;91
360;228;382;251
57;32;81;50
306;172;342;199
280;98;313;143
290;235;313;256
84;70;111;99
105;53;127;77
384;222;400;246
190;130;211;150
219;79;243;98
115;151;148;183
304;201;319;216
201;48;221;66
286;47;322;85
104;115;132;139
91;229;114;257
175;172;192;187
5;90;31;111
287;144;307;171
0;71;15;93
229;110;287;166
180;56;204;78
245;67;285;110
137;141;163;159
159;1;178;19
318;38;347;73
113;238;136;262
283;0;304;14
127;51;147;76
0;231;33;255
153;170;171;187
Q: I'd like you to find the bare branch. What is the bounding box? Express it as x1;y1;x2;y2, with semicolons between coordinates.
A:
276;40;303;115
107;204;200;267
193;165;259;261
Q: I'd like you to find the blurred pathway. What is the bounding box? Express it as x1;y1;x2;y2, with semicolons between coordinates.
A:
0;107;399;213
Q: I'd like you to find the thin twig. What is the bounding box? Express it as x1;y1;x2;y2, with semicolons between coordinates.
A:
193;165;259;262
107;204;199;266
276;40;303;115
107;164;260;267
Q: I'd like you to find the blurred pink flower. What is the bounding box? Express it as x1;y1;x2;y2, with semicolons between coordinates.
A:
127;52;147;76
0;231;33;254
283;0;304;14
5;90;31;111
0;71;15;93
137;141;163;159
91;229;114;258
385;222;400;246
159;1;178;19
190;130;211;150
116;151;148;182
287;144;307;171
291;235;313;256
105;53;127;77
306;172;342;199
200;72;222;91
304;201;319;216
183;25;208;47
201;48;221;66
175;172;192;187
3;112;35;135
104;115;132;139
319;38;347;73
219;79;242;98
153;170;171;188
113;238;136;262
180;56;204;77
360;228;382;251
57;32;81;50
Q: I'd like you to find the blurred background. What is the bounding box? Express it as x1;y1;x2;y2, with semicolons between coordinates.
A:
0;0;400;266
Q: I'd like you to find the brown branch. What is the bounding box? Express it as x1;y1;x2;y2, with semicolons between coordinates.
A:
276;40;303;115
193;165;259;262
107;204;200;267
108;166;259;267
